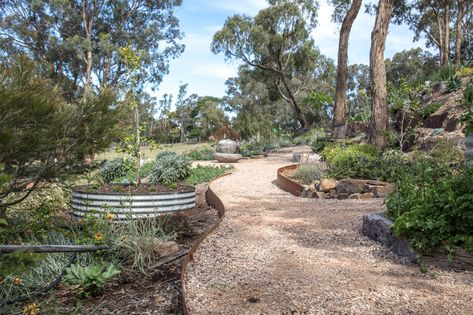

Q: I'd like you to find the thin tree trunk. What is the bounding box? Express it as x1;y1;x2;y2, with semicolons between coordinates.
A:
455;0;465;65
82;3;93;87
368;0;394;150
442;2;451;66
278;76;310;131
333;0;362;139
135;106;141;186
436;8;446;66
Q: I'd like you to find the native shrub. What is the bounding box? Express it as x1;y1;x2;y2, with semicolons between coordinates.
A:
100;157;136;183
149;153;191;186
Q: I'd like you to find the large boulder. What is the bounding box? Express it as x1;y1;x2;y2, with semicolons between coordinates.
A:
216;139;237;154
336;179;370;195
214;152;242;163
319;179;337;192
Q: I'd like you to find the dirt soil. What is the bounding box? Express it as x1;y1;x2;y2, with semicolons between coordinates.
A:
40;183;218;314
184;146;473;315
74;183;194;194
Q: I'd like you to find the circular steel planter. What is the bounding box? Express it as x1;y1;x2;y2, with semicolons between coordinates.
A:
71;185;196;221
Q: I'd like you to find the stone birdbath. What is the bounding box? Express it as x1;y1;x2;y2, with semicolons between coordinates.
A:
213;139;242;163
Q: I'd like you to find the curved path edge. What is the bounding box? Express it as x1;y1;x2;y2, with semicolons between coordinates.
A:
180;172;231;315
276;164;303;197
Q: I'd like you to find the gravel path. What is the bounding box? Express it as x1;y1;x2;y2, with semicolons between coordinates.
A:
185;147;473;314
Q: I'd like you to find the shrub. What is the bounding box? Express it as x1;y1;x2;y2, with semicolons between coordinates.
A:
461;84;473;134
184;147;213;161
422;101;442;118
64;263;121;298
446;76;461;92
156;151;177;160
455;67;473;78
321;143;378;165
311;139;328;153
114;216;171;274
185;165;232;185
149;153;191;186
432;64;458;82
100;156;135;183
293;163;325;185
387;165;473;254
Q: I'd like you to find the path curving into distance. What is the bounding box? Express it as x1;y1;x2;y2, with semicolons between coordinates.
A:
184;147;473;314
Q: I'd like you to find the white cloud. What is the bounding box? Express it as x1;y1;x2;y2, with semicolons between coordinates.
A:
192;63;238;79
199;0;268;15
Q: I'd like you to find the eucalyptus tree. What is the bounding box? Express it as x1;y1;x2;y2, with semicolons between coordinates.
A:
330;0;363;139
369;0;396;150
211;0;320;131
0;0;184;93
405;0;473;66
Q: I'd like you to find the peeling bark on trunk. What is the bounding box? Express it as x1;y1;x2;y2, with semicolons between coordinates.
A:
455;0;465;65
442;2;451;66
333;0;362;139
368;0;394;150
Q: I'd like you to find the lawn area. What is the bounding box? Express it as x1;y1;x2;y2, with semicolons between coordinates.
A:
95;142;214;161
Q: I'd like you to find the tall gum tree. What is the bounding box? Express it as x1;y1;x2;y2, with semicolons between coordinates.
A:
211;1;319;131
331;0;362;139
369;0;395;150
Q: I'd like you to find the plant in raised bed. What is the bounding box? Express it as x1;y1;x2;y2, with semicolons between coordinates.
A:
149;153;192;186
100;157;136;184
64;263;121;298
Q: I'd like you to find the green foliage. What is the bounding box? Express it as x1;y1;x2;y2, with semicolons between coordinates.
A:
185;166;233;186
321;143;412;181
461;84;473;134
456;67;473;78
321;143;378;165
422;101;442;118
149;153;191;186
64;263;121;298
387;164;473;254
388;81;421;114
113;217;171;274
184;148;214;161
429;140;464;165
311;139;328;153
293;163;325;185
446;76;461;93
156;151;178;160
0;233;73;312
100;157;136;184
432;64;458;82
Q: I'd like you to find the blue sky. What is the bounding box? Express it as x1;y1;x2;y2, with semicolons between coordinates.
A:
154;0;429;102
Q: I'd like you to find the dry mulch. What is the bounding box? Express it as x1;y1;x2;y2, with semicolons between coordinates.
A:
39;183;218;314
184;147;473;314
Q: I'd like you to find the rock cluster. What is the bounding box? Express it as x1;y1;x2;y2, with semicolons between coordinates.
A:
292;152;320;163
300;178;395;199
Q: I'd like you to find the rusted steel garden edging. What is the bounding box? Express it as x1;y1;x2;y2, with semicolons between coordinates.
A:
180;175;230;314
71;186;196;221
180;173;231;315
276;164;304;197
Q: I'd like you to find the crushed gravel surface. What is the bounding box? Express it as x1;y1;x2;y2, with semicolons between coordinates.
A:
184;147;473;314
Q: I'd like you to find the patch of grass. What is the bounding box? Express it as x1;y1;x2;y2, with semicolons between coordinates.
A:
95;143;213;162
185;165;233;185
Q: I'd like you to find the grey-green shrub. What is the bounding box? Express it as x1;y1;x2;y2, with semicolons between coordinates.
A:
149;153;191;185
293;163;325;185
100;156;135;183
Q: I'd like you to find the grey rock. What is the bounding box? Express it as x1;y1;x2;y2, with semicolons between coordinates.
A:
213;152;242;163
216;139;237;154
362;212;416;262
